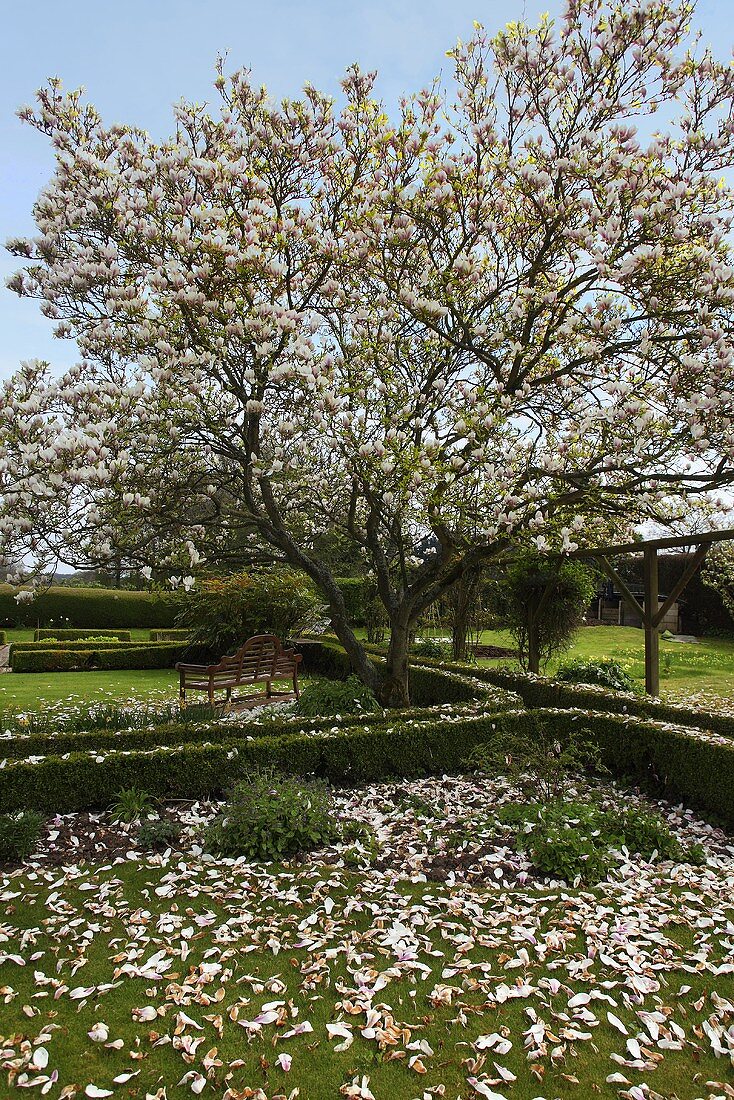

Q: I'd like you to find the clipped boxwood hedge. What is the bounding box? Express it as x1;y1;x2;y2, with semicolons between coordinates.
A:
11;644;187;673
34;628;133;641
337;637;734;743
1;707;732;826
460;664;734;742
0;694;518;761
11;640;177;657
0;630;6;645
295;639;483;707
0;585;178;629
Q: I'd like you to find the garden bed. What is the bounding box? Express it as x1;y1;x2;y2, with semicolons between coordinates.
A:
0;772;732;1099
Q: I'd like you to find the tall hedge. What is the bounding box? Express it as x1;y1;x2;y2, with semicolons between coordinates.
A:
0;586;178;629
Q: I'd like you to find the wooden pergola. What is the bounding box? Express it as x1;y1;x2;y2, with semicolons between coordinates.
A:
543;527;734;695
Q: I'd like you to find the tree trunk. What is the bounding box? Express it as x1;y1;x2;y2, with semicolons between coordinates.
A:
450;566;481;661
527;619;540;674
379;614;411;708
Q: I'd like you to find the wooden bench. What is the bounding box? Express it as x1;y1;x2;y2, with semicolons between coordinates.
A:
176;634;302;709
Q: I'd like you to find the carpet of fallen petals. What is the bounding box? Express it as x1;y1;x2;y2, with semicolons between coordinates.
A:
1;774;733;1100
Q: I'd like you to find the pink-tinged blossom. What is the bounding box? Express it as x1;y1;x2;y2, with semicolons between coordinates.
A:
3;2;734;701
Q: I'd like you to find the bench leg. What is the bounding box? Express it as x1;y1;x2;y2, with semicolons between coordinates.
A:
293;669;299;699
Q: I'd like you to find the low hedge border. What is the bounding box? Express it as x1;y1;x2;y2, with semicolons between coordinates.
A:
11;644;188;673
0;630;6;645
295;639;486;707
34;628;132;641
0;696;518;762
319;636;734;742
1;707;732;826
11;640;185;657
458;664;734;741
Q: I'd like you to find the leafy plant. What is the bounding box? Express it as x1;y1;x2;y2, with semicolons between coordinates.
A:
137;818;181;851
556;657;638;693
515;799;690;884
296;674;381;717
0;810;44;862
174;569;322;657
464;725;608;802
524;812;615;884
341;821;381;867
204;772;338;860
110;787;157;822
686;842;707;865
605;805;683;860
412;637;451;660
486;554;597;670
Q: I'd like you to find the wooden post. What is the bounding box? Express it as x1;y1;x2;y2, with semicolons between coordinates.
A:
643;545;659;696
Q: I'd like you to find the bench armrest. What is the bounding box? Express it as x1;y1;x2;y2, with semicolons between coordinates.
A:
176;661;213;673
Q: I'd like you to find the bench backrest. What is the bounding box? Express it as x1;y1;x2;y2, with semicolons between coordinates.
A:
241;634;281;679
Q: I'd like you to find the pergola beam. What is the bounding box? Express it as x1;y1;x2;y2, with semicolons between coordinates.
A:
556;527;734;561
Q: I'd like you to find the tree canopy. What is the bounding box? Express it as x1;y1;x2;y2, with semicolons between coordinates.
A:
4;0;734;703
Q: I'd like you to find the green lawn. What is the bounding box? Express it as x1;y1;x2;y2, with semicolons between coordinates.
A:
2;856;732;1100
0;630;179;710
2;624;734;713
0;668;179;710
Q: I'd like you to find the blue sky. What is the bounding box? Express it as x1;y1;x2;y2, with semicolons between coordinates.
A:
1;0;730;380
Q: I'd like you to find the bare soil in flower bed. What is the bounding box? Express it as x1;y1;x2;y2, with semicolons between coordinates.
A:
11;774;733;891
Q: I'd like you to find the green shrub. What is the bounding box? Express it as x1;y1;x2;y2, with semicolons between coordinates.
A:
295;639;493;707
0;630;6;645
556;658;638;693
110;787;157;823
174;570;321;657
34;628;132;641
297;674;381;717
204;772;338;860
0;810;44;861
334;577;370;625
522;807;616;884
605;805;683;860
0;585;177;629
464;722;607;802
137;818;181;851
486;555;597;670
519;799;687;884
412;637;451;660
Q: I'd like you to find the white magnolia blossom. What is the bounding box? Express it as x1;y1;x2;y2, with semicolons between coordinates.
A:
3;0;734;701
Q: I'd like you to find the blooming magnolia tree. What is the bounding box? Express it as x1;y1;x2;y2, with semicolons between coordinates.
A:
5;0;734;704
